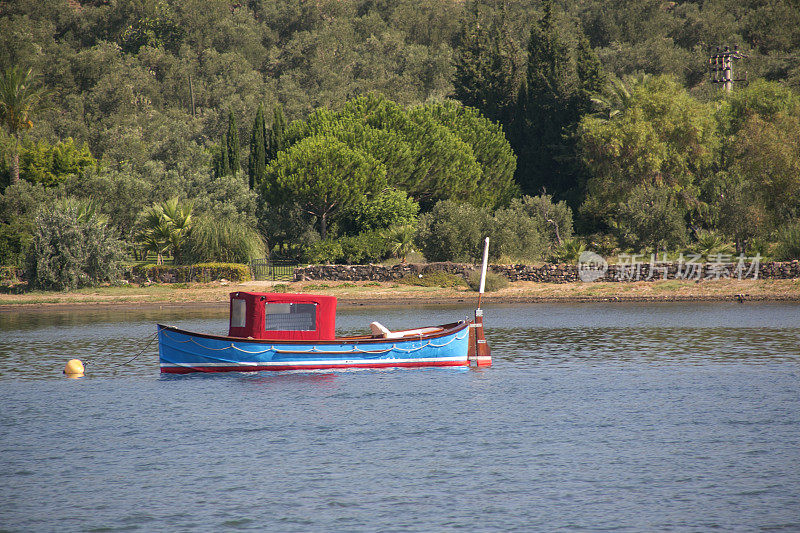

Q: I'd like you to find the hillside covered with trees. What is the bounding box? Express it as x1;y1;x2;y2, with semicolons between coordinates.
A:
1;0;800;289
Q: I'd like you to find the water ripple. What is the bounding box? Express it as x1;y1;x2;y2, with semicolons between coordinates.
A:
1;303;799;531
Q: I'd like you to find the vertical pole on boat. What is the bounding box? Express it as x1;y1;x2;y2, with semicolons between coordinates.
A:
469;237;492;367
477;237;489;310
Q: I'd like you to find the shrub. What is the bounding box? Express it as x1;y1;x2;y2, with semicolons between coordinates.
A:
129;263;252;283
384;224;416;262
0;265;20;283
467;270;509;292
616;186;688;252
397;271;467;288
690;230;734;256
491;203;548;262
0;224;31;268
338;230;391;264
549;238;586;264
774;222;800;260
514;195;574;247
305;240;344;264
586;233;621;257
416;200;491;262
26;199;124;291
746;237;771;258
192;263;252;282
417;198;563;264
303;230;394;265
339;189;419;235
0;180;54;267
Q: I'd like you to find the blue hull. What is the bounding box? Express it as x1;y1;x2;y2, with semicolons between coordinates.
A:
158;322;471;373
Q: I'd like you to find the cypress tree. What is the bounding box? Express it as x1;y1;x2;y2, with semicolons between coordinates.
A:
267;104;286;162
560;33;606;208
514;0;578;198
212;139;231;179
576;33;606;115
248;103;267;189
225;108;240;176
452;1;519;127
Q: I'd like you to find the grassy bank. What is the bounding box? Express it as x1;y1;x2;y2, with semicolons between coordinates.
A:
2;278;800;310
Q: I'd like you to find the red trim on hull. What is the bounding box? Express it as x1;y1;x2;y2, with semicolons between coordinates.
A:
161;360;468;374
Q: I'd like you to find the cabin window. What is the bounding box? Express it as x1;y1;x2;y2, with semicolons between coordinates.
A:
231;299;247;328
265;303;317;331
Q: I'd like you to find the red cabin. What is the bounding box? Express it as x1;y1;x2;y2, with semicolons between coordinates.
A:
227;292;337;341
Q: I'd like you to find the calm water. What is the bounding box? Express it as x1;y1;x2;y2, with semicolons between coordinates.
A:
1;302;799;532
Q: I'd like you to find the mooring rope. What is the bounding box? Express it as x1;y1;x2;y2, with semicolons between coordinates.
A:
83;331;158;369
113;331;159;367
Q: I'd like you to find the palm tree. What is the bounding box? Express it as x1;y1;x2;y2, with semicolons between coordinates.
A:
74;198;108;225
135;205;172;265
134;198;193;264
590;74;648;120
0;66;48;183
691;230;734;257
159;197;193;261
385;225;417;263
554;238;586;264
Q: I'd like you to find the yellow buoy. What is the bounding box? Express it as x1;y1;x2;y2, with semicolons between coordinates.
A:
64;359;85;377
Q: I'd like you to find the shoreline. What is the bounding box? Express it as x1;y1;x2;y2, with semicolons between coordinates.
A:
2;279;800;312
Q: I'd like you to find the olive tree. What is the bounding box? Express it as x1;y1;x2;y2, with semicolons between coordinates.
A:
27;198;124;290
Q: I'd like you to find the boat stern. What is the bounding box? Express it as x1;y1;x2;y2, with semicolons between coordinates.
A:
467;309;491;367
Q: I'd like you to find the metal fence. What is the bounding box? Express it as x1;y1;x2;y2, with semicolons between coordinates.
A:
250;258;297;281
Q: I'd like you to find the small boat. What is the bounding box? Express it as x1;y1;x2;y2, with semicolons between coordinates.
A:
157;291;490;373
157;238;492;374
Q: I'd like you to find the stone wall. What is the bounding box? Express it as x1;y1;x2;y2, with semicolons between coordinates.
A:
294;260;800;283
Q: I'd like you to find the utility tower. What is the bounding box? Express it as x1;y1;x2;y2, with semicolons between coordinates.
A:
709;46;747;92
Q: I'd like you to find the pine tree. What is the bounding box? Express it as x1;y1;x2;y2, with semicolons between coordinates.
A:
225;108;240;176
248;103;267;189
267;104;286;162
452;1;519;127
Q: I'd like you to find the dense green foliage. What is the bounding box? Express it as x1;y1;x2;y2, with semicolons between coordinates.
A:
17;137;96;187
0;180;51;266
416;201;491;262
2;0;800;282
579;75;717;239
453;2;519;127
